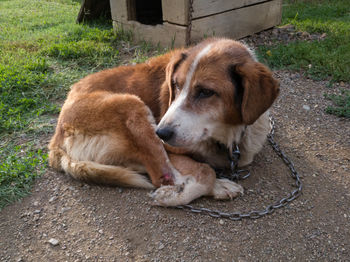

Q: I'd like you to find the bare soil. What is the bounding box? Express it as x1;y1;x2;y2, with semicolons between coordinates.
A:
1;70;349;261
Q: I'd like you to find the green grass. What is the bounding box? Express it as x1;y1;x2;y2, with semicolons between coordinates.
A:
0;144;47;209
324;89;350;117
258;0;350;82
0;0;161;209
257;0;350;117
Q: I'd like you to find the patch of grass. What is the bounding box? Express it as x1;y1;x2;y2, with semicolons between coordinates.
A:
0;54;59;133
258;36;349;81
0;144;48;209
257;0;350;117
130;41;163;64
258;0;350;82
41;25;132;67
325;89;350;117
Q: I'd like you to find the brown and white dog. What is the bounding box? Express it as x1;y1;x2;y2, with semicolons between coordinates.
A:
48;38;279;206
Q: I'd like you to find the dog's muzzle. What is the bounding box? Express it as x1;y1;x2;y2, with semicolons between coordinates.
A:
156;127;174;142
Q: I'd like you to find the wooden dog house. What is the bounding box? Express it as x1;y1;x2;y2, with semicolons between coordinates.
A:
110;0;283;47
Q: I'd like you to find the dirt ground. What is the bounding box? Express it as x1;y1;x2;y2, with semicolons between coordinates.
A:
1;69;349;261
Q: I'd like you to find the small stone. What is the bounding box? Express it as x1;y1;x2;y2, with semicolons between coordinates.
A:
49;196;57;203
158;243;165;250
48;238;59;246
33;201;39;206
340;81;345;87
303;105;310;111
33;209;41;214
219;219;224;225
61;207;71;213
109;236;114;240
98;229;103;234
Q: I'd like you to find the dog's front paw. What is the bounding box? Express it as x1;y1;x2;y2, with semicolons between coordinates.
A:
149;184;185;206
211;179;243;200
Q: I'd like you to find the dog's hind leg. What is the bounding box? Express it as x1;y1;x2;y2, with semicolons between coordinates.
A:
122;101;180;187
51;92;179;188
56;147;154;188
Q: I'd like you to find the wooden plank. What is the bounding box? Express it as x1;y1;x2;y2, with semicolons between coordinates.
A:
192;0;267;18
191;0;282;42
161;0;188;25
109;0;128;22
126;0;136;21
113;21;187;48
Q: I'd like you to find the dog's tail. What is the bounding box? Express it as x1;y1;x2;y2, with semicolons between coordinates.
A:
49;147;154;189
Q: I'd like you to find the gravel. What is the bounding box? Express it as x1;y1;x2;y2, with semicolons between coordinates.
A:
242;24;328;47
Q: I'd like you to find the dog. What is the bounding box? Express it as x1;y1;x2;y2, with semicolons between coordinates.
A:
48;38;279;206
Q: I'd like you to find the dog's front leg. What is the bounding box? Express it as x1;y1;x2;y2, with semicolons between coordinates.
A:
124;96;178;187
150;154;216;206
151;154;244;206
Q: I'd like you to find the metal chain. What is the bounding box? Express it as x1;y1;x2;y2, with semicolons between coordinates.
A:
175;116;303;220
216;144;251;181
186;0;194;46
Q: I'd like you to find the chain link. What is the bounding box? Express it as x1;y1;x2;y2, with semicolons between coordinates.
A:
215;143;251;181
175;116;303;220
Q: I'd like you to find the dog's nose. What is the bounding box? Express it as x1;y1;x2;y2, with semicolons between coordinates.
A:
156;127;174;142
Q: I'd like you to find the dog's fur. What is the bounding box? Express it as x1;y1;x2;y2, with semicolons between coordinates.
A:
48;38;279;206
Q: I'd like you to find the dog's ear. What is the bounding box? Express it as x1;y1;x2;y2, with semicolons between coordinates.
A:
232;62;280;125
165;51;187;106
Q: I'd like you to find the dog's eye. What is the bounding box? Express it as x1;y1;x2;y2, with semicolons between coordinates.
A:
196;88;215;99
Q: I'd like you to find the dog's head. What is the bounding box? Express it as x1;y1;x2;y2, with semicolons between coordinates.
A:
156;38;279;147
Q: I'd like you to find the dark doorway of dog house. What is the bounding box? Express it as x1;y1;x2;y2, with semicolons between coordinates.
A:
76;0;163;25
128;0;163;25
